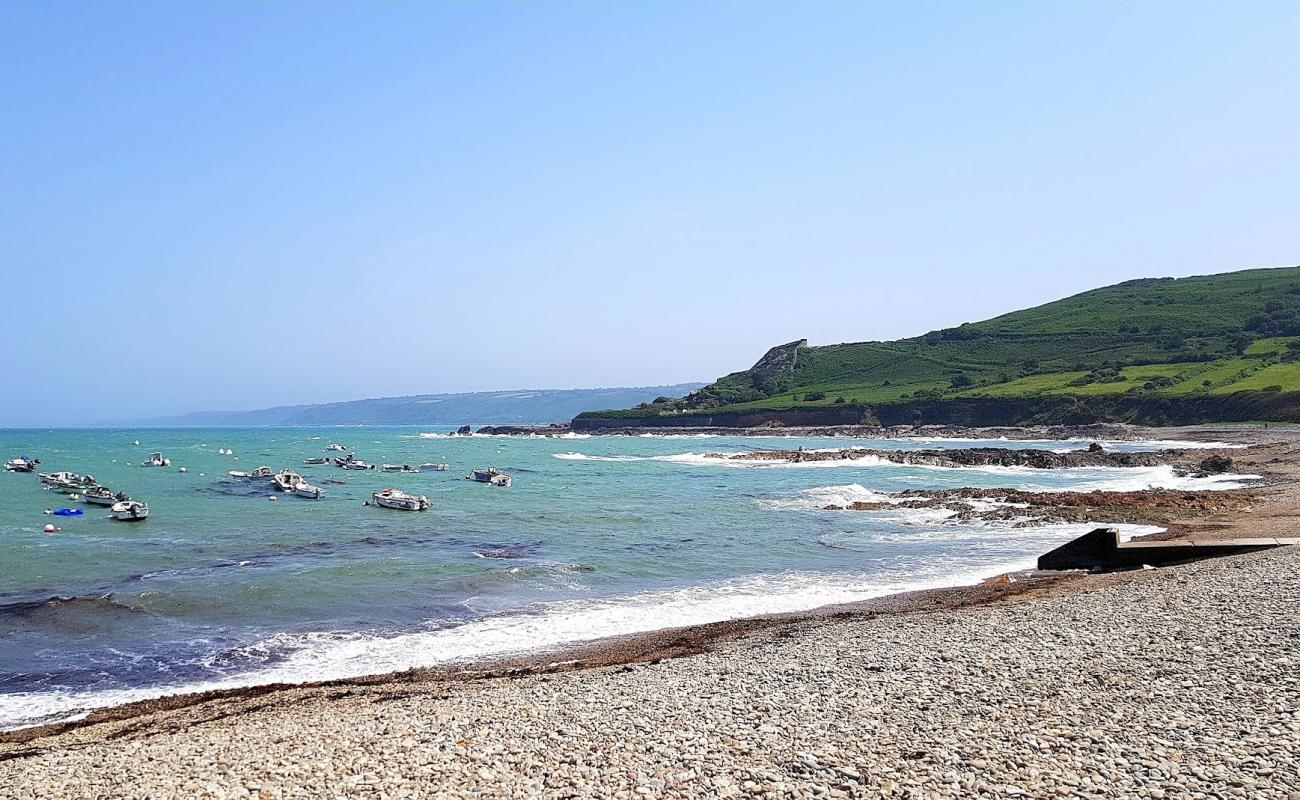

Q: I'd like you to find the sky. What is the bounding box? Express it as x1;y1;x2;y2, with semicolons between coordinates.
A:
3;2;1299;425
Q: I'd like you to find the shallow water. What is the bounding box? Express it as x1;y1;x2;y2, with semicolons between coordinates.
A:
0;427;1251;729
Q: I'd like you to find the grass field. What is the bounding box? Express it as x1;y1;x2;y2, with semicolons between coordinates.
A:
579;266;1300;423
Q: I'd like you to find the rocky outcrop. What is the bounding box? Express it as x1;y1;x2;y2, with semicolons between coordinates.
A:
824;487;1256;526
721;446;1183;469
475;424;572;437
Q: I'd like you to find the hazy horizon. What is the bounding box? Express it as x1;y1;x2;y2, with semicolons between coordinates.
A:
5;2;1299;426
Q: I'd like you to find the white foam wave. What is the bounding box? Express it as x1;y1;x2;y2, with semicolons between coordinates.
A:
0;560;1046;731
554;451;1260;488
761;484;896;511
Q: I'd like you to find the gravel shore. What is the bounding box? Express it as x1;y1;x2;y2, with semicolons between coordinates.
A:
3;545;1297;799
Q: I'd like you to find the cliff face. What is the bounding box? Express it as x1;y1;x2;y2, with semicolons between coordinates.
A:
572;390;1300;430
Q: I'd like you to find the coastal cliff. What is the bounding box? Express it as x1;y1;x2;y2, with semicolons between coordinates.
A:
575;266;1300;429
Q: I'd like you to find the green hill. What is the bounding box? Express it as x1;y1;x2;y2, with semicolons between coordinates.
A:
576;266;1300;428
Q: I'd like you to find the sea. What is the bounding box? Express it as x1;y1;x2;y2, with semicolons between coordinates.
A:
0;427;1253;730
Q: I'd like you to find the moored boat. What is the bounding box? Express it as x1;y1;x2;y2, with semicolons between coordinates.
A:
381;464;420;473
468;468;510;486
39;472;99;492
110;500;149;521
229;466;274;480
139;452;171;468
325;443;348;452
303;457;329;465
83;487;130;506
419;463;449;472
4;456;39;473
337;456;375;470
272;470;304;492
293;482;326;499
369;488;430;511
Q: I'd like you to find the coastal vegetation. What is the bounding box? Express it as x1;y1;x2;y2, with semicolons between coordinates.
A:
577;266;1300;427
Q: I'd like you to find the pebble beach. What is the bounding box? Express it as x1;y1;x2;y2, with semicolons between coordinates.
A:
3;543;1296;798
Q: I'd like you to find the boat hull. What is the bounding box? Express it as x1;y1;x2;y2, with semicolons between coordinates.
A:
371;491;430;511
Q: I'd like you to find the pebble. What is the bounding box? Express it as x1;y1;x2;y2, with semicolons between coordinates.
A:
2;548;1299;797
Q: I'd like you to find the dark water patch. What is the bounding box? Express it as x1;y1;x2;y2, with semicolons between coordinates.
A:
816;533;871;553
0;594;141;635
473;541;543;560
194;482;273;499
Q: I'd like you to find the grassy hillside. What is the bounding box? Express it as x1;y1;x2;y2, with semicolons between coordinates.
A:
577;266;1300;426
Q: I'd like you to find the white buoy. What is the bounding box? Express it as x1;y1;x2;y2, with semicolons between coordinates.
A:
134;440;140;446
43;524;56;533
268;496;277;502
179;467;188;473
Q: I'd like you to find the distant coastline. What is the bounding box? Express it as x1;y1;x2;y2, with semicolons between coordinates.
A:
109;383;704;428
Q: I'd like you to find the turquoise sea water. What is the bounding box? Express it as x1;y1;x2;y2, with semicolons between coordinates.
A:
0;427;1251;729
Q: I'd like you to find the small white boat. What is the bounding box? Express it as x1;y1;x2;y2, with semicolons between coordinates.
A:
370;488;430;511
381;464;420;473
4;457;39;473
39;472;98;492
110;500;149;521
468;468;510;486
272;470;304;492
139;452;171;468
83;487;130;506
303;457;329;465
229;466;274;480
326;443;348;452
293;482;326;499
419;463;449;472
339;459;375;471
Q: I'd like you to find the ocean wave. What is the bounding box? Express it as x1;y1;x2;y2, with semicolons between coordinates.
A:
817;521;1165;551
0;561;1048;731
553;451;1259;488
760;484;896;511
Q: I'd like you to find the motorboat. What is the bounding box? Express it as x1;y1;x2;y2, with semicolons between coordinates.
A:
293;482;326;499
272;470;304;492
110;500;149;521
419;463;449;472
303;457;329;465
51;507;84;517
370;488;430;511
467;468;510;485
229;466;274;480
326;443;348;452
381;464;419;473
139;452;171;468
4;456;39;473
83;487;130;506
336;455;375;470
39;472;98;492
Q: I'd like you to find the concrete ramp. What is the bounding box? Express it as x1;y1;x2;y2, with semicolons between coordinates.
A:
1038;528;1299;571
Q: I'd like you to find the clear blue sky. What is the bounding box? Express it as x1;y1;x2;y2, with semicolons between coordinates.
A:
3;2;1298;425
